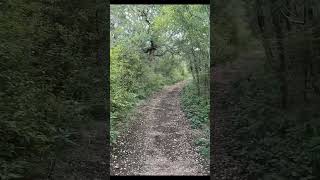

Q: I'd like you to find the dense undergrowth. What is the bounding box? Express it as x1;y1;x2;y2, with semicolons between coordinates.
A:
110;44;188;144
110;5;209;145
229;67;320;179
181;81;210;159
0;1;107;179
213;0;320;178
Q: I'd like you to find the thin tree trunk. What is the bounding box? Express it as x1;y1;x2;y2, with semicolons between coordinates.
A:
273;13;288;109
191;48;201;96
256;0;275;69
189;61;196;83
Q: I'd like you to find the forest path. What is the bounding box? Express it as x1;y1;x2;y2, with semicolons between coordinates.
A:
111;81;209;175
211;50;265;179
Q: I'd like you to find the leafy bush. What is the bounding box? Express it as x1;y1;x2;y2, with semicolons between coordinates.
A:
181;81;209;159
230;69;320;179
181;82;209;129
110;44;189;143
0;0;105;178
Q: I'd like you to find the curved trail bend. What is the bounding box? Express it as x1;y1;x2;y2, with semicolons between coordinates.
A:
111;81;209;176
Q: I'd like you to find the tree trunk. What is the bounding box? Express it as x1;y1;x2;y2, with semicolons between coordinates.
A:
256;0;275;69
272;13;288;109
189;61;196;83
191;48;201;96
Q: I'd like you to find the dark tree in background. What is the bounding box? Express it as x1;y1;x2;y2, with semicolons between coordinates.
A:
212;0;320;179
254;0;320;108
251;1;320;177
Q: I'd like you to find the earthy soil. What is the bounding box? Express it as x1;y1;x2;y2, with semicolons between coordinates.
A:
111;81;209;176
211;50;264;180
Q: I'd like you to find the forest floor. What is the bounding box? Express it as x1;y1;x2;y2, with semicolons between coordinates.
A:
211;50;264;179
35;121;109;180
111;81;209;175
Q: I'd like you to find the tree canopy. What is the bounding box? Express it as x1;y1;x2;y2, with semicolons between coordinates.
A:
110;5;210;144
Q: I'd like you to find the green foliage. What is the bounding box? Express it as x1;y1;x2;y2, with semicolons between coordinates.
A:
156;57;189;84
110;48;186;143
181;81;209;159
213;0;256;64
181;82;209;129
195;134;210;158
214;0;320;178
0;0;105;178
230;68;320;179
110;5;208;144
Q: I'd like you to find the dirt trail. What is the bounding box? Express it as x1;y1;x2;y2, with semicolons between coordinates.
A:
111;81;209;176
211;50;264;179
